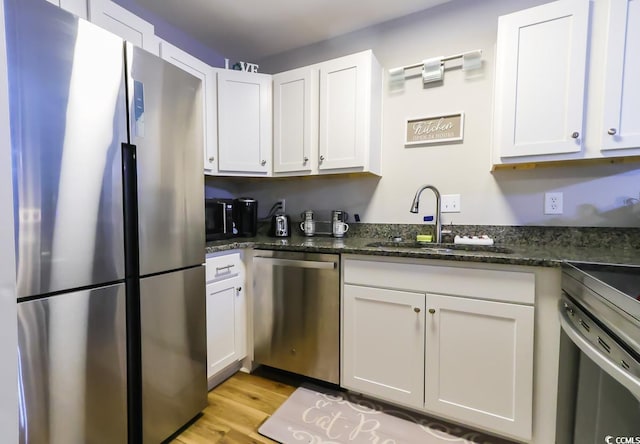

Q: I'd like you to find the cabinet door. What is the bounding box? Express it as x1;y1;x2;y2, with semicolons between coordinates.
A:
318;51;370;170
493;0;589;158
424;294;534;441
160;41;218;175
217;69;272;175
87;0;158;55
342;284;425;409
273;67;317;174
46;0;88;19
601;0;640;151
206;276;244;379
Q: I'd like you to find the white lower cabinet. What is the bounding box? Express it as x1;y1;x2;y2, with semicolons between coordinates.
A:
342;256;537;442
342;284;425;408
205;251;246;386
206;276;244;377
424;293;534;441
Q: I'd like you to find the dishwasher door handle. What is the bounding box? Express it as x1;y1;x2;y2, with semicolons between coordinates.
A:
254;257;336;269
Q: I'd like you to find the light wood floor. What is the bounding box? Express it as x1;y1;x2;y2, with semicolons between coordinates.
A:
170;370;298;443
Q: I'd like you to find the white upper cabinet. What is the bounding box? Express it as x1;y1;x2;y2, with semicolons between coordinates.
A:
272;50;382;177
216;69;272;176
272;67;316;175
492;0;589;160
160;41;218;175
87;0;158;55
318;50;382;174
46;0;88;19
601;0;640;151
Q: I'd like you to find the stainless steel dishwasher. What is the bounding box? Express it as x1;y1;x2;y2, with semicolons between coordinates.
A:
253;250;340;384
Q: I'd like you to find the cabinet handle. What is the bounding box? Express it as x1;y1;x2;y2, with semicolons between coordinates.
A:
319;155;325;163
571;132;580;139
260;160;266;166
208;156;215;163
236;286;242;293
303;157;309;164
216;264;235;272
607;128;617;136
413;307;421;313
428;308;436;314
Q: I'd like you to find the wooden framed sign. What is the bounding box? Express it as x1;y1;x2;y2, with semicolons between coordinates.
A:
405;112;464;146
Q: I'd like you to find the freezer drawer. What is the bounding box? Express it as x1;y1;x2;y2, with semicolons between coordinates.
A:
17;283;127;444
140;266;207;443
253;251;340;384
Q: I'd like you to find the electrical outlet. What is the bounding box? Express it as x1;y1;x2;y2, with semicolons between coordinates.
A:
277;198;286;213
544;192;563;215
441;194;461;213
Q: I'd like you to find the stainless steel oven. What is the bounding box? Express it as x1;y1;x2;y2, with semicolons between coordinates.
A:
559;262;640;443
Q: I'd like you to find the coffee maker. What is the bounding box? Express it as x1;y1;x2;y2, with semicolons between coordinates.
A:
233;197;258;237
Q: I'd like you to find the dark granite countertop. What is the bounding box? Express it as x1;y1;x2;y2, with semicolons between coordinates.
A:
206;234;640;268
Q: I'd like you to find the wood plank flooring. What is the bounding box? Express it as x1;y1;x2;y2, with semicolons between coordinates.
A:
170;370;298;444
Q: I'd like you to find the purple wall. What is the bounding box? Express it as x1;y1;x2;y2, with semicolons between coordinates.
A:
112;0;225;67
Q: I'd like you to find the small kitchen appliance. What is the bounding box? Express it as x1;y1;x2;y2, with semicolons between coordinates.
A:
331;210;350;237
233;197;258;237
300;210;316;236
270;214;291;237
331;210;349;223
205;198;234;241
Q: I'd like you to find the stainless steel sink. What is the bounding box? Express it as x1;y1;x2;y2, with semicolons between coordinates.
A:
365;241;514;254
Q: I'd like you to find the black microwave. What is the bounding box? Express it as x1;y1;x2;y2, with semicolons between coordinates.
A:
205;199;234;241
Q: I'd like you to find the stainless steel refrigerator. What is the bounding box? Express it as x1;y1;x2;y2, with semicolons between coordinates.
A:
6;0;207;442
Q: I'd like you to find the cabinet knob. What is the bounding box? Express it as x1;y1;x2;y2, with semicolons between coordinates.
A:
260;160;266;166
571;132;580;139
208;156;215;163
413;307;421;313
319;155;325;162
303;157;309;164
236;286;242;293
428;308;436;314
607;128;617;136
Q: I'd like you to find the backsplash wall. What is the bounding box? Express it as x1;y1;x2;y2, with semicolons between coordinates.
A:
230;0;640;227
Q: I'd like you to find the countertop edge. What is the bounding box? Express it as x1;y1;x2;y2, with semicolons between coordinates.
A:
205;238;566;267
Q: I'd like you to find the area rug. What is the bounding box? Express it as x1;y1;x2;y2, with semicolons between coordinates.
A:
259;385;516;444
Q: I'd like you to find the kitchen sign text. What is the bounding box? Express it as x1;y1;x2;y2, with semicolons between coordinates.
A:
405;113;464;146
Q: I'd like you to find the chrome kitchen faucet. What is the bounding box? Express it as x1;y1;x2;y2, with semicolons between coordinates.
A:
410;184;442;243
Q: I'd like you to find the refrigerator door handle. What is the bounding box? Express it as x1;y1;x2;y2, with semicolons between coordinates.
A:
122;143;139;279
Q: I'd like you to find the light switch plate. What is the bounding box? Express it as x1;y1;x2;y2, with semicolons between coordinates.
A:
441;194;461;213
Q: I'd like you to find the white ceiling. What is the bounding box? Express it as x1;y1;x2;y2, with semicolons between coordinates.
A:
133;0;451;61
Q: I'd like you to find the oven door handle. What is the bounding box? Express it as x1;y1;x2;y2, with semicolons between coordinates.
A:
559;307;640;401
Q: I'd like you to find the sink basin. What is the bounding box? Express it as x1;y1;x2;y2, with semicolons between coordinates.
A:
366;241;514;254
